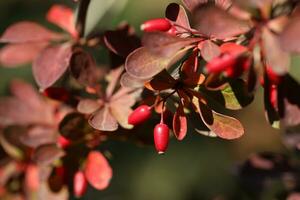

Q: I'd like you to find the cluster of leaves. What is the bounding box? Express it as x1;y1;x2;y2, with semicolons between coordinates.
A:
0;0;300;199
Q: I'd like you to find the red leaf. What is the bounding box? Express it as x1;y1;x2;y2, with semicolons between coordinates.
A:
173;103;187;140
46;5;78;38
193;5;251;39
165;3;191;33
32;44;72;89
84;151;112;190
0;42;48;67
0;21;62;43
199;40;221;62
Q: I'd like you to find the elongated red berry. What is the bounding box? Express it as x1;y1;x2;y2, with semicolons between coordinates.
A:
141;18;172;32
74;170;87;198
128;105;152;125
154;123;169;154
266;66;282;85
206;53;236;73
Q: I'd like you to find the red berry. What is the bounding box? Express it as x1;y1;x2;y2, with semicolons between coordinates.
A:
128;105;152;125
154;123;169;154
206;53;236;73
141;18;172;32
74;171;88;198
269;85;277;109
167;26;177;35
58;135;71;149
266;67;282;85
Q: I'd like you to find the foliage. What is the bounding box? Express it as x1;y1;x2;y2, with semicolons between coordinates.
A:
0;0;300;199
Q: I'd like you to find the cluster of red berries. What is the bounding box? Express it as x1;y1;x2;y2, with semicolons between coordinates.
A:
128;105;169;154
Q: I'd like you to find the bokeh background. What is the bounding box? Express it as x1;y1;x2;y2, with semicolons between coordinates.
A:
1;0;298;199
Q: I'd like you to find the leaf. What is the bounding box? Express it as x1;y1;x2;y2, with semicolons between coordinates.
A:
84;151;112;190
77;99;101;114
69;48;100;87
46;4;77;38
104;24;141;57
142;32;200;57
279;15;300;53
193;98;244;139
193;4;251;39
20;126;56;148
37;182;68;200
110;100;133;129
0;21;62;43
262;28;290;75
165;3;191;33
33;44;72;90
59;113;91;141
199;40;221;62
172;103;187;140
88;106;118;131
33;144;65;166
120;72;146;88
0;42;48;67
105;66;124;98
125;46;189;80
146;70;177;91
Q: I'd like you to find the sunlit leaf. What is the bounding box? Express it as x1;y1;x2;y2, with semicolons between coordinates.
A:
193;4;251;39
46;4;77;38
84;151;112;190
33;44;72;89
0;42;48;67
0;21;62;43
88;106;118;131
77;99;101;114
110;99;133;129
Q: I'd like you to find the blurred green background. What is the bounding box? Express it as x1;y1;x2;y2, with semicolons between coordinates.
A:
0;0;294;199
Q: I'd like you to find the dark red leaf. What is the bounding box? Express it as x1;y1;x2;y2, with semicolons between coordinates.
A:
0;42;47;67
172;103;187;140
104;24;141;57
165;3;191;33
33;144;65;166
33;44;72;89
0;21;62;43
84;151;112;190
193;4;251;39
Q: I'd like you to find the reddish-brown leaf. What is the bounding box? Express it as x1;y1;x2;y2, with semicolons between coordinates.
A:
33;144;65;166
84;151;112;190
182;0;232;11
199;40;221;62
173;103;187;140
165;3;191;33
262;28;290;75
46;4;77;38
0;21;62;43
193;4;251;39
33;44;72;89
142;32;200;57
125;46;189;80
88;106;118;131
0;42;48;67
